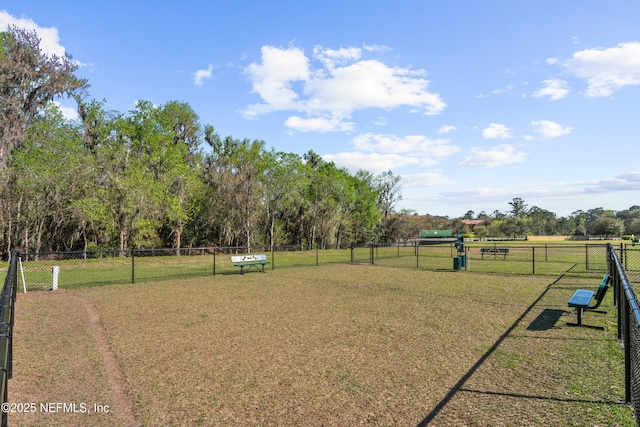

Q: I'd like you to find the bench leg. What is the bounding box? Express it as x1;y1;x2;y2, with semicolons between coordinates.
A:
567;308;584;327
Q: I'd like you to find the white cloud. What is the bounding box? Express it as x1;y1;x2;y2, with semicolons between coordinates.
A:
400;173;455;188
313;45;362;69
532;79;569;101
323;152;422;174
530;120;572;138
305;59;445;114
52;101;78;121
323;133;460;174
0;10;66;57
284;115;354;132
193;64;213;86
351;133;460;157
243;44;446;131
373;116;387;126
438;125;457;134
582;171;640;193
459;144;526;168
564;42;640;97
243;46;310;117
481;123;513;139
491;83;516;95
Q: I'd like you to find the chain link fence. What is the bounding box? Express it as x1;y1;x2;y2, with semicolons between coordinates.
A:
1;253;18;427
358;243;610;277
7;244;640;424
609;245;640;426
14;243;618;290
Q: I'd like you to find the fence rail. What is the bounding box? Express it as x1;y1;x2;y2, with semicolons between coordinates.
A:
0;253;18;427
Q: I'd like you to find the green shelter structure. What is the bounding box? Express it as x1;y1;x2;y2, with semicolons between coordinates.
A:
420;230;453;238
419;230;456;245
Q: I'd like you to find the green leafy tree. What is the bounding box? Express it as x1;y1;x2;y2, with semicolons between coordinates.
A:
528;206;557;235
348;171;380;244
155;101;203;251
203;132;267;247
261;151;308;246
587;217;624;238
625;218;640;236
0;26;87;170
374;170;402;242
5;105;88;253
508;197;529;218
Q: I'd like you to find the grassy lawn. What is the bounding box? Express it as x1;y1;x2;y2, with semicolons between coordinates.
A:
9;263;633;426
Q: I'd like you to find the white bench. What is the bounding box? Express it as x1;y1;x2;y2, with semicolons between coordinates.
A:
231;254;270;274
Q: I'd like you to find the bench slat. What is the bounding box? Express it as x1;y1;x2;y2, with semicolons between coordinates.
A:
568;289;595;308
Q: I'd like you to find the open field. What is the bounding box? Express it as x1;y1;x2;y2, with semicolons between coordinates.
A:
9;264;633;426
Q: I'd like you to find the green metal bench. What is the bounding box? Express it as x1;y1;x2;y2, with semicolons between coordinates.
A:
231;254;270;275
480;248;509;260
567;274;610;328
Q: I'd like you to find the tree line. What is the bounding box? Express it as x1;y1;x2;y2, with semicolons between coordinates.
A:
1;95;404;253
454;198;640;239
1;27;638;255
1;27;406;254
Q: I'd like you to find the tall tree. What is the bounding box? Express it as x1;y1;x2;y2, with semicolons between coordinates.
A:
4;104;87;253
0;26;87;170
155;101;203;251
261;150;308;247
374;171;402;241
508;197;529;218
587;217;624;238
528;206;557;235
203;133;266;248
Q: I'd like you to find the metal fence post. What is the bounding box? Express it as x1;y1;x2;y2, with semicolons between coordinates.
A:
131;250;135;284
532;247;535;275
585;245;589;271
213;250;216;276
624;296;631;403
545;243;548;262
465;246;470;271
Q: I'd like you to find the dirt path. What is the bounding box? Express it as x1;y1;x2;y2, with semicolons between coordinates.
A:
74;296;140;427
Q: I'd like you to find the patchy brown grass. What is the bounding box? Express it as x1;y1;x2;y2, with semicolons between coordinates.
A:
10;265;633;426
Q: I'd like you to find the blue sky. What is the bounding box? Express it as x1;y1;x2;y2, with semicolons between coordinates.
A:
2;1;640;217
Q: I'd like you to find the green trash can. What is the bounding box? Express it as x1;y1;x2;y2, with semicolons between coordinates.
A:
460;255;466;268
453;257;461;271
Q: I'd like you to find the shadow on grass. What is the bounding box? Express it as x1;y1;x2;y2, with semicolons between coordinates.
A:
527;308;567;331
509;334;611;342
458;388;623;405
416;272;618;426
